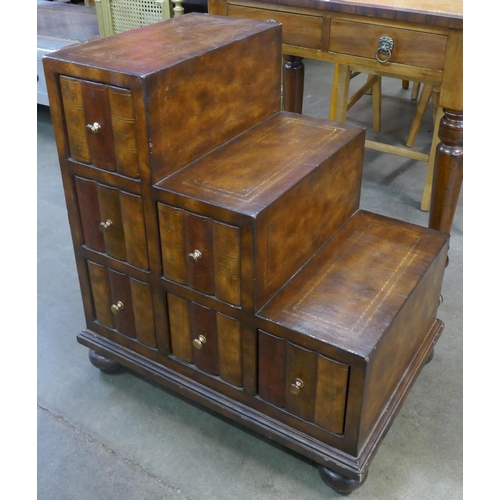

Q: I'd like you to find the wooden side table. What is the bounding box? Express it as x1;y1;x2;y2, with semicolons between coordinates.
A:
209;0;463;235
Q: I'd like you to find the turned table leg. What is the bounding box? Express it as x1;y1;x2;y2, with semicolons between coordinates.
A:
283;55;304;113
429;109;463;233
318;465;368;495
88;349;121;373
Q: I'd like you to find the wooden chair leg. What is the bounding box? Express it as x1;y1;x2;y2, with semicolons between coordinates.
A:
406;83;433;148
330;64;350;122
402;80;409;89
421;106;444;212
431;87;440;122
411;81;421;100
372;76;381;133
330;68;380;132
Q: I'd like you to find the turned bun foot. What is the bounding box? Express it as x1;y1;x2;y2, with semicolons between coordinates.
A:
318;466;368;495
425;347;435;365
88;349;121;373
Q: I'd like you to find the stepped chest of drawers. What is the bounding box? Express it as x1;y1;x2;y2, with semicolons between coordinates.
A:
43;13;450;494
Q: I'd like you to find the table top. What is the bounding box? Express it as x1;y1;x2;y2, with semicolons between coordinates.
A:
328;0;462;17
245;0;463;28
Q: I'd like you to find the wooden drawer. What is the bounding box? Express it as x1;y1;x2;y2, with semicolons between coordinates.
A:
158;204;241;306
166;293;243;387
227;4;323;50
86;260;157;348
75;177;149;270
258;330;349;436
329;19;447;70
60;76;140;177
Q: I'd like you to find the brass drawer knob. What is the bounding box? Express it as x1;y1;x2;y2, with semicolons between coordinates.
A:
375;35;394;63
188;249;202;263
290;378;304;394
192;335;206;349
111;301;124;314
86;122;101;134
99;219;113;232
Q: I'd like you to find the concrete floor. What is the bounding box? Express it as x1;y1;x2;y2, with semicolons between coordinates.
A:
37;24;463;500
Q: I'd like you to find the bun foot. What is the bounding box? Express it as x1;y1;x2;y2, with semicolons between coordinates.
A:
318;466;368;495
88;349;121;373
425;347;435;365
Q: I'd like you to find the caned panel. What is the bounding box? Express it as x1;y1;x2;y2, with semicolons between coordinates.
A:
108;268;135;338
158;204;187;284
60;76;91;163
216;313;242;387
75;177;105;252
87;261;114;328
130;278;156;348
167;293;192;363
213;222;241;306
184;212;214;295
108;86;140;178
191;302;218;376
285;343;318;422
97;184;127;261
81;80;116;170
119;191;149;270
258;330;286;408
314;355;349;435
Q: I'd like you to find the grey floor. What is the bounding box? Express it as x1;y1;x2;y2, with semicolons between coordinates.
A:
37;30;463;500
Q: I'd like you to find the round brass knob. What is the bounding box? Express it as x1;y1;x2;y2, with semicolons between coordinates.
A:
290;378;304;394
86;122;101;134
111;301;124;314
375;35;394;63
99;219;113;232
192;335;206;349
188;249;202;263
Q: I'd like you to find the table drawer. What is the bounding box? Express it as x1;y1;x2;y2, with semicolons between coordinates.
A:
227;4;323;50
329;19;447;70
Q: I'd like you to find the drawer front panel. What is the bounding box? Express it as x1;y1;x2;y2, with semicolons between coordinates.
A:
108;86;140;177
285;342;318;422
258;331;286;407
314;355;349;435
87;260;157;348
191;302;219;375
75;177;149;269
60;76;92;164
213;222;241;306
167;293;243;387
329;19;447;70
108;267;135;338
97;184;127;261
158;204;187;284
158;204;241;306
258;330;349;435
60;76;140;177
227;5;323;50
185;212;215;295
81;80;116;170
